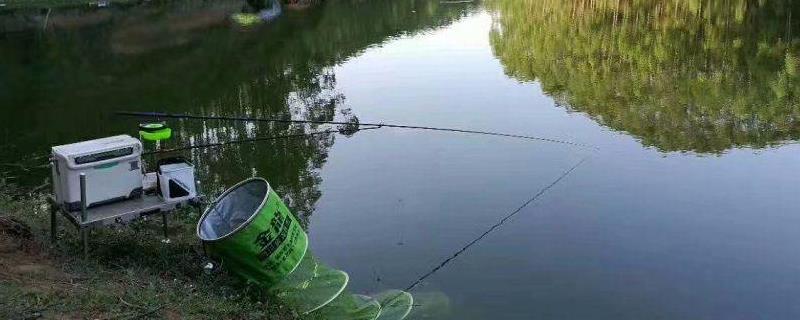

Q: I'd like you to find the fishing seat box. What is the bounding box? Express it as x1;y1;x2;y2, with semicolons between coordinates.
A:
51;135;144;211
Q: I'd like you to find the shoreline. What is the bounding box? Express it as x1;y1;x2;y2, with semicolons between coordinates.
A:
0;187;296;319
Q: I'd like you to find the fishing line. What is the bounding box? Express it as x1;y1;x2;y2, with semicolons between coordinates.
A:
404;156;590;292
122;110;595;290
144;126;382;155
116;111;598;149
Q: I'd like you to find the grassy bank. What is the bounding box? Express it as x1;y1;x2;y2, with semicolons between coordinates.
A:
0;184;295;319
0;0;138;10
0;0;319;10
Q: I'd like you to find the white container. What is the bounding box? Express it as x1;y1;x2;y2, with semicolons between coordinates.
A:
143;172;158;191
51;135;144;211
158;161;196;203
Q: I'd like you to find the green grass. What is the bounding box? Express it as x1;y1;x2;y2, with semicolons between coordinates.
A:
0;184;296;320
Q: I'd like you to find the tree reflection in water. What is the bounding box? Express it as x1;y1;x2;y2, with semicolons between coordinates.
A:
490;0;800;153
0;0;479;219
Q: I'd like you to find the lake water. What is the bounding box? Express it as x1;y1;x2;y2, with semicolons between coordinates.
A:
2;1;800;319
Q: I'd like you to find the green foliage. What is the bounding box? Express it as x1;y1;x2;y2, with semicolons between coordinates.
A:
490;0;800;153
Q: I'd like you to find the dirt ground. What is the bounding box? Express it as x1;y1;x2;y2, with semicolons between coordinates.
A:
0;231;85;319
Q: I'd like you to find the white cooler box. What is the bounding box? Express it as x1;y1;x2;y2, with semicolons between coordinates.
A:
157;159;196;203
51;135;144;211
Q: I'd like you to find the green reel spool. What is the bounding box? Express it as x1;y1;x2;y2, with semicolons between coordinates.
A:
138;122;172;142
232;13;262;26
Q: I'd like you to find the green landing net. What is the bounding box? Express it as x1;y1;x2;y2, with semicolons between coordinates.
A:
374;290;413;320
308;293;382;320
198;177;426;320
270;254;349;314
405;292;451;320
197;178;309;286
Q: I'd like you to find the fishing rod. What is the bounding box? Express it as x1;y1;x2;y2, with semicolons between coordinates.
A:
116;111;597;149
145;125;383;155
404;156;590;292
0;127;380;183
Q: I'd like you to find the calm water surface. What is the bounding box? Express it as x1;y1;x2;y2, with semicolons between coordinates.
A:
2;1;800;319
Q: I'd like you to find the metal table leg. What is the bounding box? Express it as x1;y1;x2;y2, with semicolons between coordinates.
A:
80;173;88;259
82;229;88;258
50;203;57;244
161;212;170;243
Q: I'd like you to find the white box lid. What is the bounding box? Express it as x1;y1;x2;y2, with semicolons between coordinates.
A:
52;135;142;157
159;162;193;173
